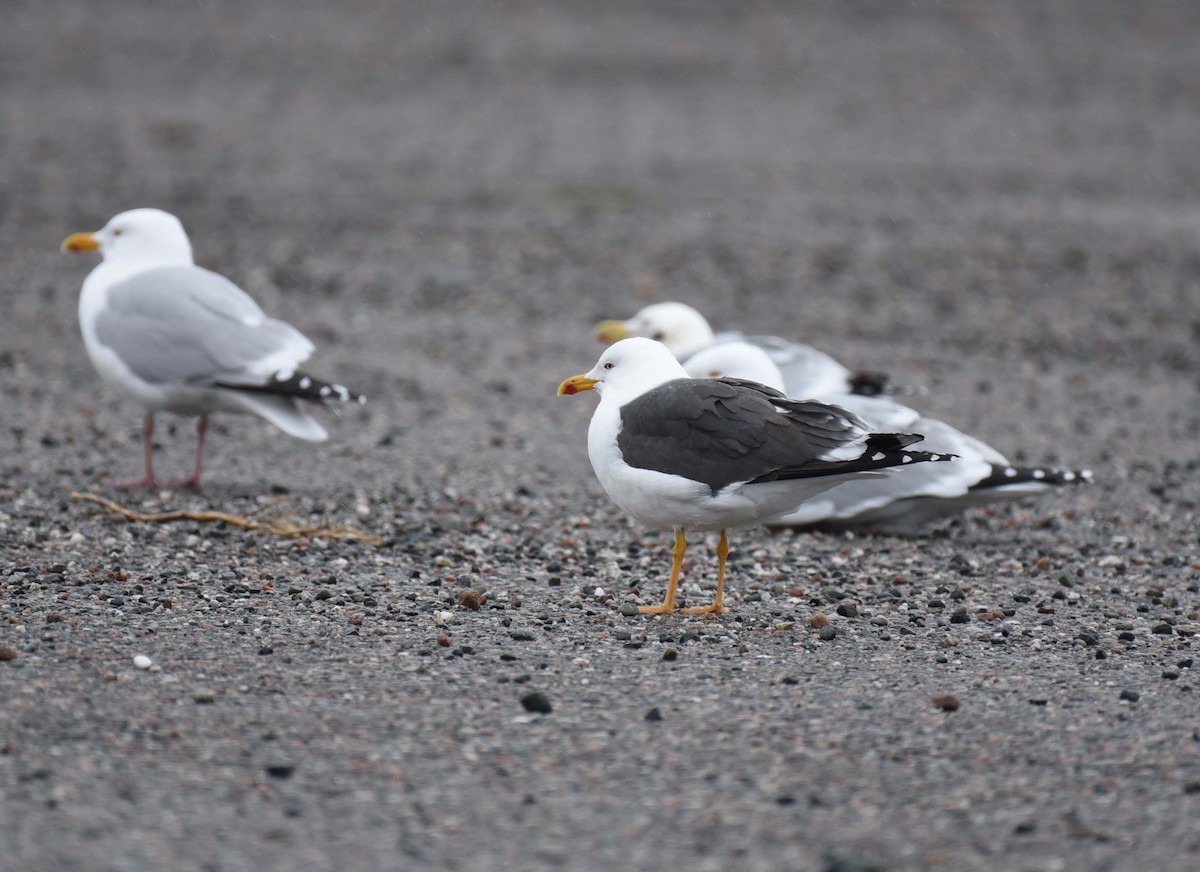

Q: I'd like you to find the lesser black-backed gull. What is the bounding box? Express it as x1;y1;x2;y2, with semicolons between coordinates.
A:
557;338;953;614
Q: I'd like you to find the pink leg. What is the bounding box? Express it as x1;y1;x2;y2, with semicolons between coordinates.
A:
176;416;208;489
108;414;160;489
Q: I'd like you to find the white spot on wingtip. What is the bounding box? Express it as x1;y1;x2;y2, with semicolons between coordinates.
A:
1032;469;1045;480
901;455;913;463
1004;467;1018;478
299;376;312;390
872;452;885;461
1062;470;1075;482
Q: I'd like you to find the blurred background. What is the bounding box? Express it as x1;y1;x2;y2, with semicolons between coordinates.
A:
0;0;1196;498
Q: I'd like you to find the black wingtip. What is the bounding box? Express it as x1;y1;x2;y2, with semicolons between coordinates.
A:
848;370;890;397
848;370;928;398
216;371;365;405
970;465;1094;492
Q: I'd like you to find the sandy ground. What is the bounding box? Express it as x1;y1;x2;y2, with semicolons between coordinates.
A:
2;1;1199;870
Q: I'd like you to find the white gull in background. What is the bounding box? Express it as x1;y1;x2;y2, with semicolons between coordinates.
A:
63;208;364;488
557;338;953;613
683;341;1092;533
595;301;894;397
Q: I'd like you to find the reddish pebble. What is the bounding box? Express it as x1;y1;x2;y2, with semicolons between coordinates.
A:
437;633;451;647
457;589;482;611
810;613;829;629
1035;557;1051;571
931;694;960;712
0;647;17;662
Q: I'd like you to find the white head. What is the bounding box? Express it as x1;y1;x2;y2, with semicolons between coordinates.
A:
558;337;689;403
62;208;194;267
594;301;716;360
683;341;787;392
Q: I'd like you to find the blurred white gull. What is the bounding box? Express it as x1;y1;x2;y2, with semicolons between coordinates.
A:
63;208;364;488
682;341;1092;533
595;301;894;397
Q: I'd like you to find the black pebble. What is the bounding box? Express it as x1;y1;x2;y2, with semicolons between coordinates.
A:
520;691;553;714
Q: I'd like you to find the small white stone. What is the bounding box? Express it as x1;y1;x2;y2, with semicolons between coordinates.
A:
69;532;85;545
593;587;606;599
435;610;455;627
133;654;153;669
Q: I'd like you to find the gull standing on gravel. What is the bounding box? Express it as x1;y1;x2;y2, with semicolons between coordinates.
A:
557;338;952;614
595;300;894;397
683;341;1092;533
62;208;364;488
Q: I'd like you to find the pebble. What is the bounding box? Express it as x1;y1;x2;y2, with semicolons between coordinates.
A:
931;694;960;712
836;604;859;618
133;654;152;669
818;626;837;641
662;648;678;662
264;763;295;780
0;647;18;662
457;589;482;611
644;706;663;722
810;613;829;629
618;603;639;617
520;691;553;714
1119;689;1140;703
194;689;216;704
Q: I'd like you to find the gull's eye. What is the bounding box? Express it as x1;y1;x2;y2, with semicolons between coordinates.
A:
112;228;124;237
603;361;615;370
708;370;721;377
651;331;665;341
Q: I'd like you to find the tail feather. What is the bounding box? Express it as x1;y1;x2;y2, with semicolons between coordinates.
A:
221;392;329;442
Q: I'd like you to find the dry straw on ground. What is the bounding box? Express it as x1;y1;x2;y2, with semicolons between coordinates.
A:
70;491;383;544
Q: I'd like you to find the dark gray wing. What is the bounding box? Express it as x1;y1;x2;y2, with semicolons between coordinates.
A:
617;378;884;492
94;265;313;386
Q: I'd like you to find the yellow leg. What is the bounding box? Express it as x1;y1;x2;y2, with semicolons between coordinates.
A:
683;529;730;615
639;529;686;614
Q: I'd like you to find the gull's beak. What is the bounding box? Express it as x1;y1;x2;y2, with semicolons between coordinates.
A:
594;319;630;345
61;231;100;253
557;374;599;396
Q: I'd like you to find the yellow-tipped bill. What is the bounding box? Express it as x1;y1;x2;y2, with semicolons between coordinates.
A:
557;374;598;396
594;319;630;344
61;231;100;253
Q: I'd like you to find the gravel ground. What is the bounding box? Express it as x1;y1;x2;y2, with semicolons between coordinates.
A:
3;2;1200;870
